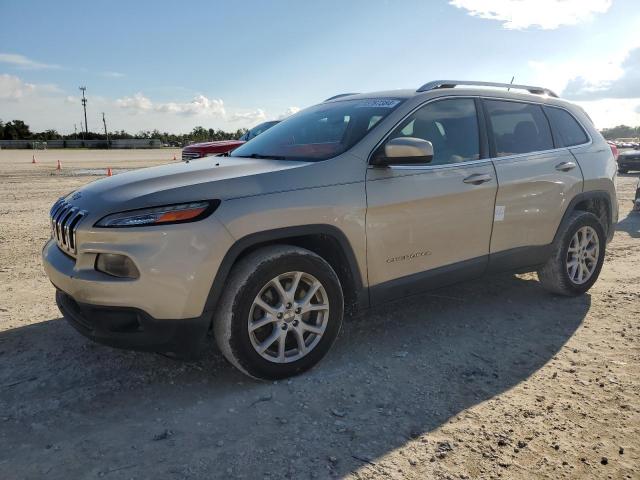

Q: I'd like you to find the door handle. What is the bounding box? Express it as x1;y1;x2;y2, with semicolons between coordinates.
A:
463;173;492;185
555;161;577;172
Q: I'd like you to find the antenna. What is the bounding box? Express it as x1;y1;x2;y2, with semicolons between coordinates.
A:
508;76;515;92
79;86;88;134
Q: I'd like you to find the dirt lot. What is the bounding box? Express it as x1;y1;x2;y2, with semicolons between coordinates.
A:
0;149;638;479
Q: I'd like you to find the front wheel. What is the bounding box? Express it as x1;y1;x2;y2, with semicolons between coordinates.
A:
213;245;344;380
538;211;606;296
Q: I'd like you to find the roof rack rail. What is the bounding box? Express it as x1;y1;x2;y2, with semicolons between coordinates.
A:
324;93;360;102
416;80;558;98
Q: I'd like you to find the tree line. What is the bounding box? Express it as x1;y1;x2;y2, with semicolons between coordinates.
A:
0;119;248;145
599;125;640;140
3;118;639;144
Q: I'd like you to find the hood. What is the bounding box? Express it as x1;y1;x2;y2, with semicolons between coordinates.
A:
183;139;244;152
65;157;310;219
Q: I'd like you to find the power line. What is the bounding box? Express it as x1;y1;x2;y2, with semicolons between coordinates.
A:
102;112;110;148
79;86;88;134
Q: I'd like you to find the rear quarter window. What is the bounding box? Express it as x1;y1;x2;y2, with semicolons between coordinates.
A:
544;107;589;147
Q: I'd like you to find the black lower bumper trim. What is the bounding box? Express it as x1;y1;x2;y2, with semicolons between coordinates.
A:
56;290;211;356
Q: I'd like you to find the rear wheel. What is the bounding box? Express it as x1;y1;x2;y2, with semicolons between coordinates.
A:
214;245;343;379
538;211;606;296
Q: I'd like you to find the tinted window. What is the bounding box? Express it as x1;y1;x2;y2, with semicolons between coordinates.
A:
544;107;588;147
231;98;404;161
386;98;480;165
485;100;553;156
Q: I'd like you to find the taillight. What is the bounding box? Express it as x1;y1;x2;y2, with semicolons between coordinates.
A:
609;142;619;160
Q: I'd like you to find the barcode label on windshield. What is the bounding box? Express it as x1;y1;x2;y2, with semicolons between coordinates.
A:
355;99;401;108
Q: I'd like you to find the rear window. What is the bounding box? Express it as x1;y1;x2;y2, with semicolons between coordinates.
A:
544;107;589;147
484;100;554;157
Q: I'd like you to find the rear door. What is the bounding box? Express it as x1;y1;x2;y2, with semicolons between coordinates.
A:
365;97;497;303
483;99;583;257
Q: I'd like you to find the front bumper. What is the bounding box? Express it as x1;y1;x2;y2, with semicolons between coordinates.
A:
56;290;209;354
42;214;234;320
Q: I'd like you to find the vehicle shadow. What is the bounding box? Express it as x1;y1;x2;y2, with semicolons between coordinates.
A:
0;273;589;479
616;208;640;239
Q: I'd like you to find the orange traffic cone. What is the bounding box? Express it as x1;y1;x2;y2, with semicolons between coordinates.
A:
32;155;36;164
107;167;113;177
56;160;61;170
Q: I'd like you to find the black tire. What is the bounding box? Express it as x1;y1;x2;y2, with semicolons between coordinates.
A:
537;211;606;296
213;245;343;380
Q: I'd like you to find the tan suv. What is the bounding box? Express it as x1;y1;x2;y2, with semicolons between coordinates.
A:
43;80;618;379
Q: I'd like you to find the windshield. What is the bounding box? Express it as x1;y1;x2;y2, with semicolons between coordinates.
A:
231;98;404;161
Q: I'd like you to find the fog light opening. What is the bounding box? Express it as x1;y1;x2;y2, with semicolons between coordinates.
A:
95;253;140;279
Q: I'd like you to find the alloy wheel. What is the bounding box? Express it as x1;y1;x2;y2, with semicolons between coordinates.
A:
248;271;329;363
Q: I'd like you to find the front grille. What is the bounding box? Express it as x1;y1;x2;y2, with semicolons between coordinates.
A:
49;198;87;257
182;151;201;161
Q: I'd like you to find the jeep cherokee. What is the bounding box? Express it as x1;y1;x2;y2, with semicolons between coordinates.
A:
43;80;618;379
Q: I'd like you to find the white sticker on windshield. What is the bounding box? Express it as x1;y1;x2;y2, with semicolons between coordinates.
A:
355;99;401;108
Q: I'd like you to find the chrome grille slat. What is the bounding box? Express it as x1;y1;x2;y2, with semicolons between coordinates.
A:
54;205;70;241
61;208;78;246
49;198;87;257
182;151;201;160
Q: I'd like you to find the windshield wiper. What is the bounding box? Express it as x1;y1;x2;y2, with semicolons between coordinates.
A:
245;153;288;160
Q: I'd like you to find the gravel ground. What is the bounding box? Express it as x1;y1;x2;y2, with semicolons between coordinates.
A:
0;149;638;479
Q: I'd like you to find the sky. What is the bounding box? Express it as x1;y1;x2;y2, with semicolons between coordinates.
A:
1;0;639;134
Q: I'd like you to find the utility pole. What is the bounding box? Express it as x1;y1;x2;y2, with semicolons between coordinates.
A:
102;112;110;148
79;86;88;135
74;123;77;140
80;119;85;140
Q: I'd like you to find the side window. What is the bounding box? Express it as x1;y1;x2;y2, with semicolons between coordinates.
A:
387;98;480;165
484;100;553;157
544;107;589;147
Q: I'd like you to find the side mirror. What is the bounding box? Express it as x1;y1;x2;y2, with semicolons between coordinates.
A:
372;137;434;166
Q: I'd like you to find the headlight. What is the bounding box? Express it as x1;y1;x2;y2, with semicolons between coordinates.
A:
95;200;219;228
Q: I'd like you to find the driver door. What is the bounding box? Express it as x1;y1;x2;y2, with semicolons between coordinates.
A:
365;97;497;304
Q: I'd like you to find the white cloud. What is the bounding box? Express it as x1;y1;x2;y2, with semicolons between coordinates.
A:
522;44;640;127
574;98;640;129
278;106;301;119
562;48;640;100
115;93;226;117
229;108;267;123
102;71;125;78
116;92;153;113
0;74;35;100
0;73;60;101
156;95;225;117
0;52;60;69
449;0;611;30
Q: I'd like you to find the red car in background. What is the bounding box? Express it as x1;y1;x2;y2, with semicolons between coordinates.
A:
181;121;279;161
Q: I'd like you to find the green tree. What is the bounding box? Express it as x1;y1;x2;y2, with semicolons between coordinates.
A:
3;120;31;140
600;125;640;140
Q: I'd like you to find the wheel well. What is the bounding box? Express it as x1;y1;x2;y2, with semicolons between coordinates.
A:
573;197;610;236
233;233;361;314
